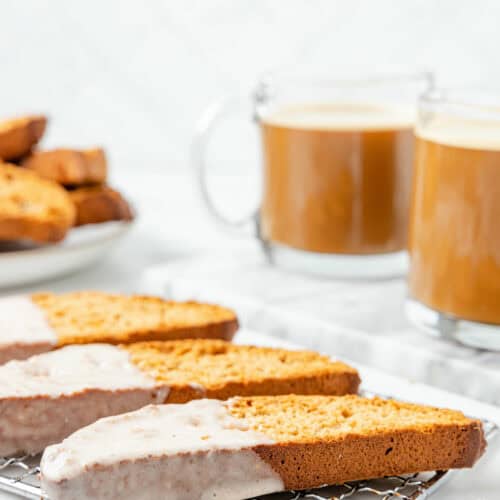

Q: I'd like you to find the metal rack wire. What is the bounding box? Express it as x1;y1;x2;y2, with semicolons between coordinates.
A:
0;419;496;499
0;455;46;500
252;470;450;499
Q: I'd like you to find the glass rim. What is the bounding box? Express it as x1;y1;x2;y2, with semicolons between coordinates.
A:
419;87;500;118
257;68;434;89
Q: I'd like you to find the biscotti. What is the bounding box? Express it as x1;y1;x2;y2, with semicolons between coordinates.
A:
40;395;485;500
0;163;75;243
0;341;359;455
0;115;47;160
0;292;238;364
125;340;359;402
69;185;133;226
22;148;107;186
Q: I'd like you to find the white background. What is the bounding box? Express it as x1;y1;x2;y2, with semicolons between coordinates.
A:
1;0;499;173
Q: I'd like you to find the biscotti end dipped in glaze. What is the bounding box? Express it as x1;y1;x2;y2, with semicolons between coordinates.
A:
40;395;485;500
0;163;75;243
0;292;238;364
41;400;285;500
0;115;47;160
0;344;169;457
0;341;357;456
22;148;107;186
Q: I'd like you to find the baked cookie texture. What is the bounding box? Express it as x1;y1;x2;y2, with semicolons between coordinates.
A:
1;115;133;245
69;185;133;226
229;394;486;489
0;292;240;365
0;340;359;456
0;163;75;243
39;394;486;500
124;339;360;402
22;148;107;186
0;115;47;161
31;291;239;346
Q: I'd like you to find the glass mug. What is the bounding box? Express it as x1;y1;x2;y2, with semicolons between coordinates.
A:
406;88;500;349
194;71;433;278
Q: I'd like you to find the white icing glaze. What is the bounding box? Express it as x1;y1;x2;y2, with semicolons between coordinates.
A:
0;295;57;347
0;344;160;397
416;115;500;151
262;103;414;131
41;399;284;500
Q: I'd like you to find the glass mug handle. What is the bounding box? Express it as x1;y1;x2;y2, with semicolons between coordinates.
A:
192;95;260;236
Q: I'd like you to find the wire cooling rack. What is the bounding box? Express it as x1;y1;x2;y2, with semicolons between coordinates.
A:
0;419;496;500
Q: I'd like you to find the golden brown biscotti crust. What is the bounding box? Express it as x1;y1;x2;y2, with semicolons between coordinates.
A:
228;395;486;490
0;115;47;161
253;424;485;489
0;217;69;244
22;148;107;186
123;340;360;402
0;164;75;243
69;185;134;226
31;291;238;345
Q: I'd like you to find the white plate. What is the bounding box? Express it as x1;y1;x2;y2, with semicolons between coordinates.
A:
0;221;133;289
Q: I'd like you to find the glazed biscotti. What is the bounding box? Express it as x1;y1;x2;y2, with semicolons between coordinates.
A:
40;395;485;500
0;163;75;243
0;341;359;455
0;292;238;364
69;185;133;226
0;115;47;160
22;148;107;186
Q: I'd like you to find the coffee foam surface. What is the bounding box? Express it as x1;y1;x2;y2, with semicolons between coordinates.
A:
416;115;500;151
261;103;415;130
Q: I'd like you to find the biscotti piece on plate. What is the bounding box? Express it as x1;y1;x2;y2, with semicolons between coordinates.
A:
40;395;486;500
69;185;133;226
22;148;107;185
0;163;75;243
0;340;359;455
0;292;238;364
0;115;47;160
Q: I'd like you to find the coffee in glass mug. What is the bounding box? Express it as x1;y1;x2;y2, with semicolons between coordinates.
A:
407;89;500;349
194;71;432;277
260;103;414;255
